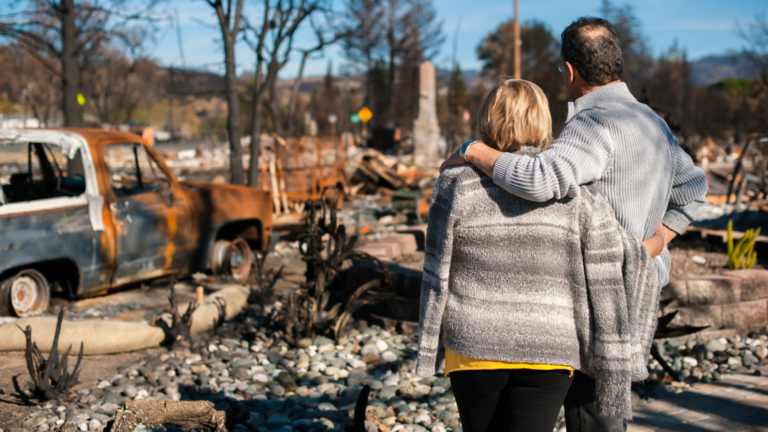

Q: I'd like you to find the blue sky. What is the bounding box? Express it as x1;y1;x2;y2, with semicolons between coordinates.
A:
4;0;766;78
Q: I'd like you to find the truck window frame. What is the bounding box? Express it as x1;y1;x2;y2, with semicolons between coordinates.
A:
0;141;89;215
103;143;171;198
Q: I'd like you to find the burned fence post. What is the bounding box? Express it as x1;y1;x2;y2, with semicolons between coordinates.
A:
17;306;83;401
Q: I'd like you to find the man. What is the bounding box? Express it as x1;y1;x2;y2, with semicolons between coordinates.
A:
441;17;708;431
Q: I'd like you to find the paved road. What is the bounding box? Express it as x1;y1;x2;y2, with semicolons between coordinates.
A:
629;367;768;431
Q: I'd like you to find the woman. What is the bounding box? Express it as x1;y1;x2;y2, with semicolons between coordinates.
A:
416;79;659;432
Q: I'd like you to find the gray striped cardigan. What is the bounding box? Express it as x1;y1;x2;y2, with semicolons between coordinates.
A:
416;147;660;420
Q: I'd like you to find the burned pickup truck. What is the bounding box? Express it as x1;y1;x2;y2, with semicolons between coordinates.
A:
0;129;273;316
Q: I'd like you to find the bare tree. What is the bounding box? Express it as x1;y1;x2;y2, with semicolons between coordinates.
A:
343;0;441;129
0;44;61;126
206;0;246;185
243;0;321;188
477;20;567;132
286;15;348;135
739;13;768;75
341;0;385;107
599;0;653;93
0;0;159;127
84;49;160;124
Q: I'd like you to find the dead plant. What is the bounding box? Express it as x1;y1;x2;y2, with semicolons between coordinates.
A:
163;280;198;347
17;307;83;401
250;252;284;307
285;187;394;345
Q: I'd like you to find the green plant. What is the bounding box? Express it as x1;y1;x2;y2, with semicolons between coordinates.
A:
727;219;761;270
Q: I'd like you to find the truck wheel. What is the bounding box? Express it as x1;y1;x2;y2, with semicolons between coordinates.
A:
0;269;50;317
211;238;254;280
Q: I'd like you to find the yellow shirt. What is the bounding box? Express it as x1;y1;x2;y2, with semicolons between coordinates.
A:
444;348;573;377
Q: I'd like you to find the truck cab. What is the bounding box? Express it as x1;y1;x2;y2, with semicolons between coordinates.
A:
0;129;273;316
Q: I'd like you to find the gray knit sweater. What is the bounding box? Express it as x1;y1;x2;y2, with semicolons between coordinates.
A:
416;147;660;420
491;82;709;286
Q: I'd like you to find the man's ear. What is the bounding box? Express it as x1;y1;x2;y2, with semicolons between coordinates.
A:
565;62;576;85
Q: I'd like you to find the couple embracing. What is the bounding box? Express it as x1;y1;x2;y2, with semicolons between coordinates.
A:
416;17;708;432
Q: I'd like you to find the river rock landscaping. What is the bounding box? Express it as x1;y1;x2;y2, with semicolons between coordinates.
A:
5;292;768;432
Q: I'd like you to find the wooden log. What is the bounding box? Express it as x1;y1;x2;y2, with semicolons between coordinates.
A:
112;400;226;432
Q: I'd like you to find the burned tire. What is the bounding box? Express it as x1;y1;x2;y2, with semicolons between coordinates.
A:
211;238;254;280
0;269;50;317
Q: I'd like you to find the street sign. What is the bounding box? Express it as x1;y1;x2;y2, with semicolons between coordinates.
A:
358;106;372;123
328;114;337;124
350;113;361;124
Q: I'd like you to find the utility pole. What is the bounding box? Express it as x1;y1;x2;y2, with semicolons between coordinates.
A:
513;0;520;79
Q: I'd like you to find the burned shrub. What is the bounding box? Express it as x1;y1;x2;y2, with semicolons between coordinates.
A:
250;252;284;307
18;307;83;401
284;187;394;345
163;280;199;347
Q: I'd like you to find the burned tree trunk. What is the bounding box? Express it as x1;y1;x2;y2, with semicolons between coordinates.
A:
223;33;244;185
208;0;245;185
18;307;83;401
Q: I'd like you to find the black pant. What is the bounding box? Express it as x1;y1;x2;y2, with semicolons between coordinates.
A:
450;369;573;432
563;371;627;432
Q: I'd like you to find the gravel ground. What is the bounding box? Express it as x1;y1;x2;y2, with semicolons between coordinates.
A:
8;293;768;432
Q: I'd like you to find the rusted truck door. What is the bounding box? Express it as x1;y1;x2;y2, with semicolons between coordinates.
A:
102;143;193;286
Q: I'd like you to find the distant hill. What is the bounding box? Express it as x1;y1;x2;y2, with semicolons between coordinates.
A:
166;54;763;98
276;68;486;94
690;53;762;86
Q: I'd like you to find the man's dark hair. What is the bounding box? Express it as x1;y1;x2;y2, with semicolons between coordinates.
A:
561;17;623;86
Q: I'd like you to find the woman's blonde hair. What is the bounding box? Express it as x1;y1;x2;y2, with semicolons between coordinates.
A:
476;79;552;151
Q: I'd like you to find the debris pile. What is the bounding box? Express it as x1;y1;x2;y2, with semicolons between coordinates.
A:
697;134;768;210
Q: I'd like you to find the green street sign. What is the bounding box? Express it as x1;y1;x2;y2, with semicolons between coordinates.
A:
350;113;361;124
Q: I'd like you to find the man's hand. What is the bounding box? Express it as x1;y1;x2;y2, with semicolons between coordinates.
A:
440;141;503;179
641;220;678;258
439;148;467;173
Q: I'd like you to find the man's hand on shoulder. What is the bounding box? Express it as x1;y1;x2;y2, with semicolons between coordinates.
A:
440;140;502;180
440;148;468;173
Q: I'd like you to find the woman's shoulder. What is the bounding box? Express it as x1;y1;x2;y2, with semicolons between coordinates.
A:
439;164;484;183
435;165;486;196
